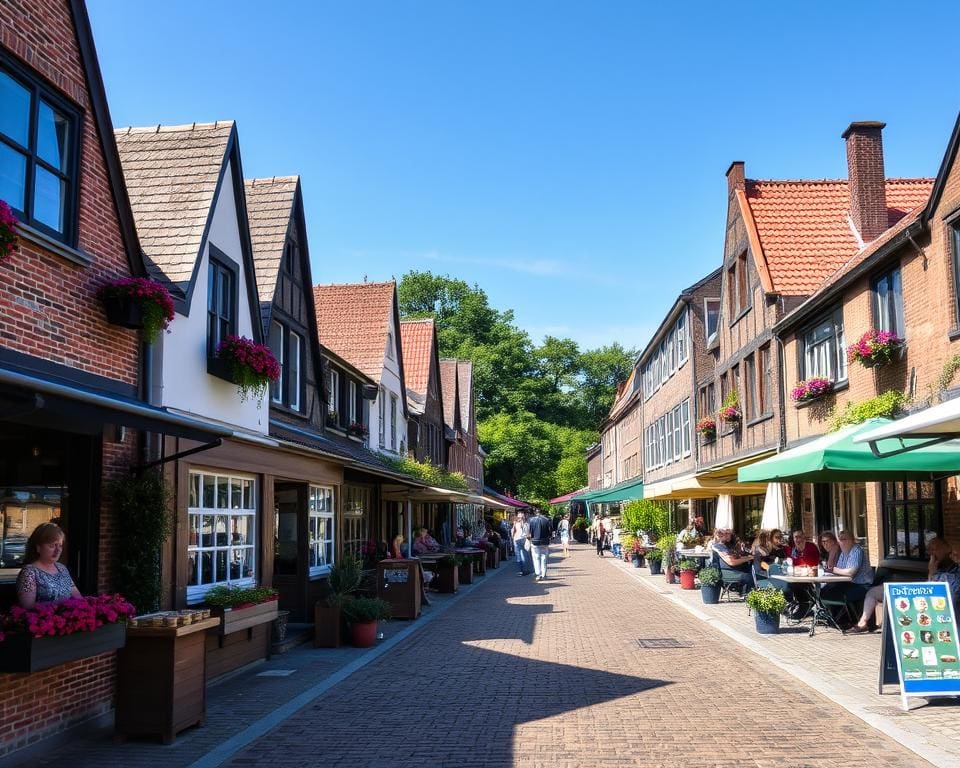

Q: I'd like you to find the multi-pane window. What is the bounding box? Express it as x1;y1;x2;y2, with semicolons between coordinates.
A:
390;394;398;450
0;64;78;241
207;255;235;357
681;400;690;455
288;332;301;411
269;322;284;404
745;354;757;420
733;494;764;541
698;383;715;421
882;480;941;560
187;472;257;602
802;308;846;382
342;484;370;560
329;368;340;417
643;399;691;470
348;380;358;424
641;314;688;400
308;486;335;576
873;267;905;339
676;312;687;364
952;222;960;326
737;253;749;313
268;321;302;411
705;298;720;342
378;387;386;448
759;344;772;418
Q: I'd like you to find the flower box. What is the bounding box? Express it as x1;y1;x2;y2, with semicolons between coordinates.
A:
0;622;126;673
719;405;741;424
847;330;904;369
211;599;279;636
791;377;834;404
103;295;144;329
214;335;281;402
97;277;175;342
696;418;716;440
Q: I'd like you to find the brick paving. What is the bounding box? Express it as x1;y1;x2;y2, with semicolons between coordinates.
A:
8;546;941;768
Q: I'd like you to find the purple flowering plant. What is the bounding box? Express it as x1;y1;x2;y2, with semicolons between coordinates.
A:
791;377;834;403
97;276;176;343
846;329;903;367
0;200;19;263
216;335;281;403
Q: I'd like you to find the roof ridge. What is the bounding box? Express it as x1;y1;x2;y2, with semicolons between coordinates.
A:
314;280;395;288
245;176;300;186
115;120;235;136
400;317;434;324
747;176;934;186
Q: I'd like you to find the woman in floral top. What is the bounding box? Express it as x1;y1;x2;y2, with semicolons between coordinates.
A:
15;522;81;608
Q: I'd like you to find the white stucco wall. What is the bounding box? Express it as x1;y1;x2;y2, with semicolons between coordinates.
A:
160;161;268;432
367;304;408;454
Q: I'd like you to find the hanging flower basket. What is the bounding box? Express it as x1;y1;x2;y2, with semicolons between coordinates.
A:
215;335;281;403
847;329;904;369
719;404;741;424
97;277;175;343
696;417;716;440
0;200;19;264
791;377;834;403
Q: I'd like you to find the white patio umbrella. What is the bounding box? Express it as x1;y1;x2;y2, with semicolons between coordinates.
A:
714;494;734;530
760;482;788;531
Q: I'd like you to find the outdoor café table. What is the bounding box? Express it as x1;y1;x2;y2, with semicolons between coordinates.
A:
455;547;487;575
677;549;713;560
776;572;852;637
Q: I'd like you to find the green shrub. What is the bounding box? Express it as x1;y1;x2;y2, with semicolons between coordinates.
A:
679;558;699;572
657;533;677;566
620;499;669;538
326;556;363;605
341;596;392;623
205;585;278;608
745;586;787;616
828;390;906;432
572;516;588;531
645;548;663;564
698;567;721;586
382;455;469;491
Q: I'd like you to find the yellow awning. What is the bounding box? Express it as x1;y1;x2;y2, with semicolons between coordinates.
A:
643;451;774;500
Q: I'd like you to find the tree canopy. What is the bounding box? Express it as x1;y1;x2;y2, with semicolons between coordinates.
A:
398;270;636;505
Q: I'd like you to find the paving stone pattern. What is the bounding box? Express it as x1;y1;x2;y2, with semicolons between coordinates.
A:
223;547;932;768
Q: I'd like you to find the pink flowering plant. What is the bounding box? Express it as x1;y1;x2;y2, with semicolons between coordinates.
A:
216;335;281;403
846;329;903;368
696;417;716;439
348;421;369;438
791;377;834;403
719;390;741;424
0;594;135;643
97;277;176;343
0;200;19;263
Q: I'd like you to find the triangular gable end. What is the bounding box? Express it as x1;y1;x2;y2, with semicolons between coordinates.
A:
388;285;410;419
923;111;960;226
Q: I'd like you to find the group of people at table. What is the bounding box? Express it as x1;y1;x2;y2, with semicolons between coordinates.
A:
678;520;960;630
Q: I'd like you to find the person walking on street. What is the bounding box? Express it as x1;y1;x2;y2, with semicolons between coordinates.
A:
528;509;553;581
595;515;607;557
558;513;571;557
511;512;531;576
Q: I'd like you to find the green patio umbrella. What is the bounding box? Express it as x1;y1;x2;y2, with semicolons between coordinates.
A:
738;418;960;483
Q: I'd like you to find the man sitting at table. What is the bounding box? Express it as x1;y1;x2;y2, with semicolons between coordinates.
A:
712;528;754;595
413;527;441;555
848;536;958;633
788;529;820;567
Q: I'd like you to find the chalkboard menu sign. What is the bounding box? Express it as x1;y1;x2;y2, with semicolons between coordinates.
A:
883;582;960;709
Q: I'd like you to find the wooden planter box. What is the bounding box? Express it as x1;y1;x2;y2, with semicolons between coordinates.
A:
212;600;279;635
377;560;422;620
486;547;500;569
431;562;459;593
458;560;474;585
116;617;220;743
0;622;126;674
314;600;343;648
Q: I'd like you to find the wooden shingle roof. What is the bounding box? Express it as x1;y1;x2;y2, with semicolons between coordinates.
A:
245;176;298;307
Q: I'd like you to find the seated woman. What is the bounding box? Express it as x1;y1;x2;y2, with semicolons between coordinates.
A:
849;537;958;633
390;534;406;560
819;531;841;571
712;528;754;594
16;523;81;609
769;529;789;560
412;527;441;555
821;531;874;607
751;529;774;572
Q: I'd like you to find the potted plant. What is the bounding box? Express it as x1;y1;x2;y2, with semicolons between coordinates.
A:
678;530;703;550
791;377;834;404
678;558;699;590
698;566;721;604
215;335;281;402
0;199;20;264
341;596;391;648
204;585;279;635
316;556;362;648
326;410;340;428
347;421;369;439
572;516;589;543
746;586;787;634
847;329;904;369
696;417;717;441
719;390;741;426
657;533;677;583
97;277;176;342
620;533;636;563
646;548;663;575
0;594;135;673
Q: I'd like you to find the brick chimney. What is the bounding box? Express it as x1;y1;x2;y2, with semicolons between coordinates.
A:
842;121;887;242
726;161;745;194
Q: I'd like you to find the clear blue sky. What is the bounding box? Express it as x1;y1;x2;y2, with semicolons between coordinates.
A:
88;0;960;353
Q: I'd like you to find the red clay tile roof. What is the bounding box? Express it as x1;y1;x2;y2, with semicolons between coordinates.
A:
744;177;932;296
314;281;396;381
399;319;435;400
439;358;460;431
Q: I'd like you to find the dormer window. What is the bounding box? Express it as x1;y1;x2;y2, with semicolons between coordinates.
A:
207;249;237;358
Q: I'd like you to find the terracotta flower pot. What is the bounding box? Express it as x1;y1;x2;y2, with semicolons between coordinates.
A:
351;620;378;648
679;570;697;589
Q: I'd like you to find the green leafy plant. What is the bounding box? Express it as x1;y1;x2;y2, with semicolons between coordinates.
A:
645;548;663;564
108;470;172;613
745;586;787;616
326;556;363;606
620;499;668;538
620;533;636;553
698;566;721;586
828;390;906;432
928;353;960;404
204;585;278;608
382;455;469;492
720;389;741;423
679;558;699;572
657;533;677;566
341;596;392;623
572;516;589;531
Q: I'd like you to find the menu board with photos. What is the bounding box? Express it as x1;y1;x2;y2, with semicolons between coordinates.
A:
884;581;960;709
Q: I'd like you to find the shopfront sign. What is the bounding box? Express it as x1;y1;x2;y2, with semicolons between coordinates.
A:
383;568;409;583
881;582;960;709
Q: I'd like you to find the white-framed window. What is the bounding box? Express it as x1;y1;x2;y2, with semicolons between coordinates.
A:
873;267;905;339
309;485;335;576
348;380;358;423
705;298;720;343
378;386;386;447
289;331;301;411
391;394;398;449
672;404;682;461
677;312;687;364
681;399;691;455
802;308;846;382
329;368;340;416
187;471;257;603
269;321;284;404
